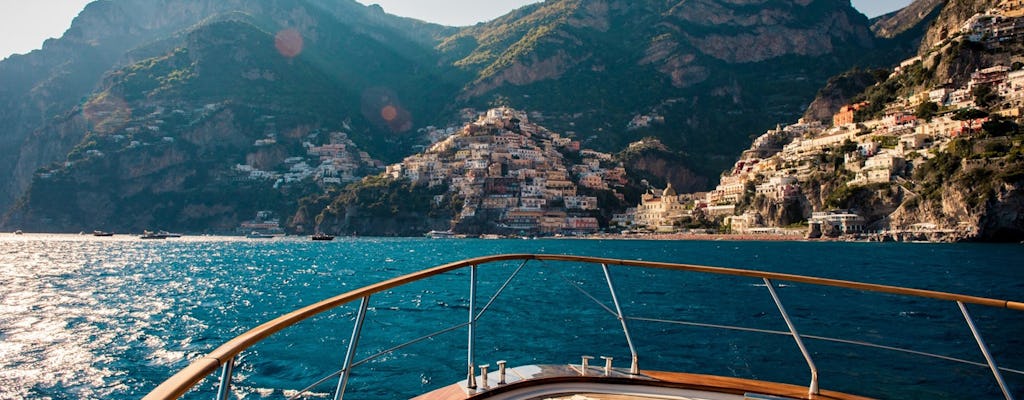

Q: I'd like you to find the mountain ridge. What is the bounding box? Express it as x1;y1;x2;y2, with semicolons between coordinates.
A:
0;0;946;233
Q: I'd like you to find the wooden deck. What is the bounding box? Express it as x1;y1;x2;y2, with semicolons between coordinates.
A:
412;365;872;400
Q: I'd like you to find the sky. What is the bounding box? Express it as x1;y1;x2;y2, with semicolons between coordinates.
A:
0;0;914;60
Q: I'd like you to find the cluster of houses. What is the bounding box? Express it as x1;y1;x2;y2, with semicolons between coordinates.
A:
614;5;1024;237
235;131;383;189
386;108;629;235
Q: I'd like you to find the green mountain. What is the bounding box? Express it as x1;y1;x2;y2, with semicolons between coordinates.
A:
3;5;456;232
717;0;1024;241
437;0;893;180
0;0;938;232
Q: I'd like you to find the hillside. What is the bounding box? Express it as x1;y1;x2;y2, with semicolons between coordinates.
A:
0;0;939;233
4;16;420;232
299;108;640;236
699;0;1024;241
0;0;454;214
438;0;897;181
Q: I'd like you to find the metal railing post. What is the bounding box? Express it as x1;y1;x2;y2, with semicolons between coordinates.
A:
215;356;235;400
958;301;1015;400
764;278;819;396
602;264;638;374
333;296;370;400
467;264;478;389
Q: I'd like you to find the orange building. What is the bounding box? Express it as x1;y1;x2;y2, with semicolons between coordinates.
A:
832;102;869;126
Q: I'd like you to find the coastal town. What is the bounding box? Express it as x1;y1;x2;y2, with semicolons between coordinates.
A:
37;4;1020;242
371;4;1024;241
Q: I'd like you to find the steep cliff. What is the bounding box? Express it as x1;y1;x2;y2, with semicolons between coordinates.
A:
871;0;946;39
438;0;892;181
4;17;406;232
918;0;1000;52
2;0;928;233
0;0;452;213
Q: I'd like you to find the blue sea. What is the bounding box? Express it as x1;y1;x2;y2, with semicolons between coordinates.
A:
1;234;1022;399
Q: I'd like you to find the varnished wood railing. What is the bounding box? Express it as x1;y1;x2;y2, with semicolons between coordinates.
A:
144;254;1024;400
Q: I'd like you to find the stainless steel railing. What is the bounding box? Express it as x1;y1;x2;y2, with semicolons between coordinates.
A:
144;254;1024;400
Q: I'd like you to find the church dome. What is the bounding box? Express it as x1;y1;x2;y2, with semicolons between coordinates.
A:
662;183;676;197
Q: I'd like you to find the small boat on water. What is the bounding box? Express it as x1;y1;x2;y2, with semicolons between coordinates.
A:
13;230;23;235
245;231;276;239
140;231;169;239
144;254;1024;400
311;232;335;241
426;229;456;238
93;230;114;237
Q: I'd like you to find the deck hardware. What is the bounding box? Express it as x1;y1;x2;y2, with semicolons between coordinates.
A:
466;364;476;390
959;301;1015;400
602;264;639;374
581;355;594;376
764;278;818;396
479;364;490;389
496;360;507;384
601;356;614;376
467;265;478;389
334;296;369;400
215;356;235;400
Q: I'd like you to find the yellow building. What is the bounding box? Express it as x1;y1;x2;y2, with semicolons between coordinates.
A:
635;184;688;229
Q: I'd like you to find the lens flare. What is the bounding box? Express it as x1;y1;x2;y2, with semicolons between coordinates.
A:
274;29;303;58
380;105;398;122
361;87;414;134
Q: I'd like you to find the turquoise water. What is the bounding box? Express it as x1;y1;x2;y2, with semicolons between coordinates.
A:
1;235;1021;399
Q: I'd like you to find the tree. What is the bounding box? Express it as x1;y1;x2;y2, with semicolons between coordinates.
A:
949;138;973;158
982;116;1019;137
840;139;859;154
972;84;1000;108
915;101;938;121
952;108;988;121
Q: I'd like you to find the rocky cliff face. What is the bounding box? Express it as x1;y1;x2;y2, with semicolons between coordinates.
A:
888;157;1024;242
439;0;896;184
3;16;408;232
0;0;450;214
871;0;946;39
919;0;1000;52
1;0;931;233
802;69;886;123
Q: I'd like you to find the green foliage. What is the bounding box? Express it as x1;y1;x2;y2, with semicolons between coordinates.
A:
982;117;1019;137
334;176;446;218
972;84;1000;108
948;138;973;158
913;151;962;203
983;140;1011;156
873;135;899;149
952;108;989;121
840;139;858;154
915;101;939;120
852;61;936;121
825;184;863;209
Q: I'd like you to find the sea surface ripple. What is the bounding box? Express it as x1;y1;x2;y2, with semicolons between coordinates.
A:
0;234;1021;399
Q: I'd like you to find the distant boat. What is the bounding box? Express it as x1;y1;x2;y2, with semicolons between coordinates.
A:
246;231;275;239
311;233;335;241
13;230;23;235
93;230;114;237
425;230;456;238
140;231;168;240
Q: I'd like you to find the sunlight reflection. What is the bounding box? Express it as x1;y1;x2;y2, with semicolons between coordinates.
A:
274;28;303;58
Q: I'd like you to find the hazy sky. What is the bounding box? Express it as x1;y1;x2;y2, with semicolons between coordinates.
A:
0;0;914;60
